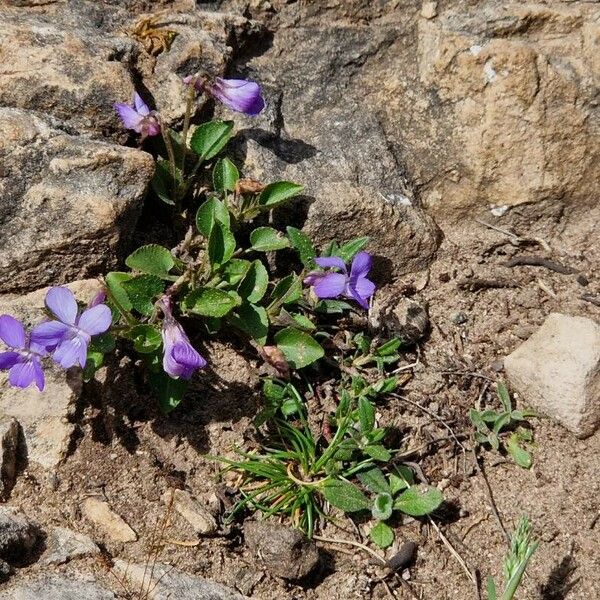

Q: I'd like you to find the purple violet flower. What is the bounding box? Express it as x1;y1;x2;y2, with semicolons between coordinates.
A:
0;315;46;391
304;251;376;309
158;298;206;380
31;287;112;369
184;75;265;116
114;92;161;138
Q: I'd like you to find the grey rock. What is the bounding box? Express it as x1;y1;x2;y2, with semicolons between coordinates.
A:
0;418;21;500
370;295;430;344
0;507;39;562
302;183;440;279
244;521;320;580
162;489;218;535
0;574;115;600
505;313;600;438
112;560;247;600
0;281;105;469
0;108;154;293
0;559;10;583
40;526;100;566
450;312;468;326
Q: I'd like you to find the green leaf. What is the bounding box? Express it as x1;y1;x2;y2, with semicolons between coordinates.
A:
394;485;443;516
291;313;315;331
358;467;390;495
250;227;291;252
492;412;511;435
257;181;303;209
126;245;175;279
370;521;394;549
488;431;500;451
322;479;370;512
274;327;324;369
121;275;164;316
189;120;234;160
228;303;269;345
497;381;512;413
507;433;532;469
127;325;162;354
220;259;251;286
372;493;394;521
237;260;269;303
486;576;497;600
83;351;104;382
374;338;402;357
89;332;116;354
389;465;414;495
270;274;302;305
196;197;231;237
286;226;316;268
336;236;370;263
183;287;240;318
364;444;391;462
358;397;375;433
315;299;353;314
148;370;189;413
151;159;182;206
212;157;239;192
105;272;133;312
208;222;236;267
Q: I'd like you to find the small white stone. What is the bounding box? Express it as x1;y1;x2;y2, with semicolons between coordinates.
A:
421;1;438;19
505;313;600;438
490;205;509;217
81;498;137;543
162;489;218;535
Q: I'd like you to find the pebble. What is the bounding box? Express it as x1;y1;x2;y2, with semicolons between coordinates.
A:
81;498;137;543
41;526;100;565
162;489;218;535
0;506;39;562
450;311;468;325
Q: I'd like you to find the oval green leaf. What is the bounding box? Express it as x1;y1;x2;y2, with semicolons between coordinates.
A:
274;327;324;369
372;493;394;521
322;479;370;513
190;120;234;160
121;275;164;316
227;303;269;345
393;485;443;516
258;181;304;208
183;287;240;318
213;157;239;192
250;227;291;252
237;260;269;303
196;197;231;237
208;222;236;267
370;521;394;549
125;245;175;279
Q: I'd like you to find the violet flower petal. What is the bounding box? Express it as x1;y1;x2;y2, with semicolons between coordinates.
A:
33;359;45;391
0;315;26;349
350;251;373;280
53;336;88;369
171;342;206;380
31;321;70;351
351;276;376;302
313;273;347;299
8;360;36;389
45;287;78;325
314;256;347;272
113;103;144;132
78;305;112;336
210;78;265;116
133;92;150;116
0;351;20;369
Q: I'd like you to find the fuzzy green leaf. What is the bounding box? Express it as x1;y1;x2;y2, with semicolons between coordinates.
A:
208;222;236;267
212;157;239;192
358;467;390;495
149;370;188;413
370;521;394;549
151;159;182;206
105;272;133;312
190;120;234;160
125;245;175;279
507;434;532;469
372;493;394;521
221;259;252;286
286;226;316;268
322;479;370;513
358;397;376;433
127;325;162;354
394;485;443;516
121;275;164;316
270;274;302;305
183;287;240;318
274;327;324;369
336;236;370;263
364;444;391;462
196;197;231;237
237;260;269;303
228;303;269;345
250;226;291;252
257;181;303;209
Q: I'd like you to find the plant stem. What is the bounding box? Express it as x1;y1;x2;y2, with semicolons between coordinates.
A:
180;85;196;176
102;280;137;327
160;122;178;206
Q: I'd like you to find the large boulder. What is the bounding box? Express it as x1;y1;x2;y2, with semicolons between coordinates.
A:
0;109;154;293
